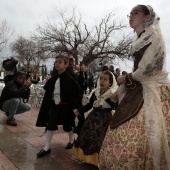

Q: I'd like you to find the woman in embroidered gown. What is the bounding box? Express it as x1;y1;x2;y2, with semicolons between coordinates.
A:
99;5;170;170
73;71;118;166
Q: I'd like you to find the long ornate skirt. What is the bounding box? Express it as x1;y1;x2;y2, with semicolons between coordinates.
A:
74;107;112;166
99;86;170;170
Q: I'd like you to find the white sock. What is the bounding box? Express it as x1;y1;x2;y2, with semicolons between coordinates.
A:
68;128;74;143
44;130;53;151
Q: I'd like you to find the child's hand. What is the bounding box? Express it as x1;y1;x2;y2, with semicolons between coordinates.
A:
110;93;118;102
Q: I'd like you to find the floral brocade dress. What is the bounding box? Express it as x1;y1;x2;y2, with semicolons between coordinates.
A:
99;85;170;169
99;30;170;170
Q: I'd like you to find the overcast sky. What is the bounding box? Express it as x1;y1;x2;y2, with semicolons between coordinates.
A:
0;0;170;74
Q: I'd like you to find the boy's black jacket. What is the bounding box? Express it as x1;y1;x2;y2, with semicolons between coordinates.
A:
36;71;83;128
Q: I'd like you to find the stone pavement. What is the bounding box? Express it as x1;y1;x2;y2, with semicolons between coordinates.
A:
0;107;98;170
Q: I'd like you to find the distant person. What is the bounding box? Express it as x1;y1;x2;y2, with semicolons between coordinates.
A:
78;64;88;97
66;57;78;80
0;72;32;126
26;71;32;80
115;68;121;77
75;65;80;73
66;57;77;79
109;65;118;80
44;74;51;84
87;73;94;93
122;71;128;75
32;74;40;84
101;65;109;72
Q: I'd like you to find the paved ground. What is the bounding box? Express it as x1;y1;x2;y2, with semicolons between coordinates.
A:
0;107;98;170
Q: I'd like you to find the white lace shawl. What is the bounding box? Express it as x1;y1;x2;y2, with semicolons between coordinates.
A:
93;87;116;108
131;6;170;170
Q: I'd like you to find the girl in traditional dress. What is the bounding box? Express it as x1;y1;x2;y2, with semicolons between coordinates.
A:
99;5;170;170
74;70;118;166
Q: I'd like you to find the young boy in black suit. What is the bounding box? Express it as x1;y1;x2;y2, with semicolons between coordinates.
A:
36;55;84;157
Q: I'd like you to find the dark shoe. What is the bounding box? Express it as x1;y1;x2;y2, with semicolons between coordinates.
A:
5;113;15;120
65;142;74;149
37;149;51;158
6;119;17;126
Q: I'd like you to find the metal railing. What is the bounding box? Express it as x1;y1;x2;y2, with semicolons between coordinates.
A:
28;83;45;108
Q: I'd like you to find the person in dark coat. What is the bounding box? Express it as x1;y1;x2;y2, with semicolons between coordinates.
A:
109;65;118;81
0;72;32;126
88;73;94;93
66;57;79;81
78;64;88;98
36;55;84;158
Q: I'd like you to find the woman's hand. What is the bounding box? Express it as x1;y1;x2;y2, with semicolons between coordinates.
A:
110;93;118;102
117;76;125;85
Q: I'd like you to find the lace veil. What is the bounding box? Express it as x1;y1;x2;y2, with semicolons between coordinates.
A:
131;5;170;170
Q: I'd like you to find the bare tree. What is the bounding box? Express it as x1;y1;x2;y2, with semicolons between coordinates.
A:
0;20;13;52
80;12;132;65
31;42;50;74
35;9;133;68
11;36;49;74
35;8;90;63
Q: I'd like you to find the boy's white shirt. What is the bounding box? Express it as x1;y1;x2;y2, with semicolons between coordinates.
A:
53;78;60;104
53;77;77;113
